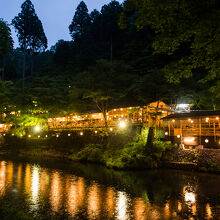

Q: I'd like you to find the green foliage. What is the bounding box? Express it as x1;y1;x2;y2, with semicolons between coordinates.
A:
5;114;47;136
122;0;220;102
71;59;134;127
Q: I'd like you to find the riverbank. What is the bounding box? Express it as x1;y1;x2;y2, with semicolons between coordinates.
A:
0;129;220;173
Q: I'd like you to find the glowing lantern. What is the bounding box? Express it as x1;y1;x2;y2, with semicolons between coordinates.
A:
119;121;126;129
34;125;41;132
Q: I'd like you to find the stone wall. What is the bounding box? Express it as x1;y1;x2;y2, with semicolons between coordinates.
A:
166;147;220;173
197;149;220;167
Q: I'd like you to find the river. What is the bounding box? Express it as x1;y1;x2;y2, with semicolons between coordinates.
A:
0;157;220;219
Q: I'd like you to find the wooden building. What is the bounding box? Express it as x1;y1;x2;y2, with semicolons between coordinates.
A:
162;111;220;148
48;101;172;130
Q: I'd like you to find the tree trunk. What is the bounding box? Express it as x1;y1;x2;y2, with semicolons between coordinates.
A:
1;56;6;81
110;36;113;63
22;52;26;91
30;54;34;76
146;127;154;154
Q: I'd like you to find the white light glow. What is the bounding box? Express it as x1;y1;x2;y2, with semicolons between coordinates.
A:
185;191;196;204
184;137;195;143
34;126;41;132
119;121;126;129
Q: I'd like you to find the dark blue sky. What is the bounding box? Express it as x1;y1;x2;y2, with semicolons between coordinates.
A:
0;0;123;48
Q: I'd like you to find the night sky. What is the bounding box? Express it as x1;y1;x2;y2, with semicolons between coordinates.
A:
0;0;123;49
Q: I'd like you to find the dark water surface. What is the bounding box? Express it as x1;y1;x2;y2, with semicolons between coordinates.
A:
0;157;220;219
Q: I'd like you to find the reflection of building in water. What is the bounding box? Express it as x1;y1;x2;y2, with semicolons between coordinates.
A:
116;191;130;220
25;164;31;194
6;162;13;187
50;172;62;212
66;176;78;217
77;177;85;208
105;187;115;218
31;166;40;210
133;198;148;220
164;202;171;219
17;164;22;189
206;203;213;219
88;183;101;219
40;169;50;198
0;161;6;195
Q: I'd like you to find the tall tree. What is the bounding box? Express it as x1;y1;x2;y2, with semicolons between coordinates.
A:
69;1;91;41
12;0;47;89
0;19;13;81
100;1;123;62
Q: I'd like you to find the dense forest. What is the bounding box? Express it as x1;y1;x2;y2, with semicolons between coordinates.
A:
0;0;219;120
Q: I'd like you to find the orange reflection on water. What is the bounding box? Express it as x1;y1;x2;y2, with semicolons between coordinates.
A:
67;177;78;217
134;198;148;220
50;172;62;212
77;177;85;208
0;161;6;194
17;164;22;189
6;162;13;186
164;202;170;219
24;164;31;194
40;169;49;198
88;183;101;219
177;201;182;212
105;187;115;218
192;203;197;216
206;203;212;219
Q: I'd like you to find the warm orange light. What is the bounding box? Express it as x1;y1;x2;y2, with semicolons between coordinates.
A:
205;139;209;143
80;132;83;136
172;119;175;123
184;137;195;143
177;135;180;138
165;132;169;136
216;117;219;120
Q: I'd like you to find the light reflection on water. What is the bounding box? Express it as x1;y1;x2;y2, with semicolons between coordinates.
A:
0;159;219;219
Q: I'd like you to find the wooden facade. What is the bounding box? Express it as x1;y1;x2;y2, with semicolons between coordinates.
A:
162;111;220;148
48;101;172;130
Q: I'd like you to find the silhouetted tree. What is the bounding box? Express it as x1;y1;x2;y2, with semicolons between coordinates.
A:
12;0;47;89
69;1;91;41
0;19;13;81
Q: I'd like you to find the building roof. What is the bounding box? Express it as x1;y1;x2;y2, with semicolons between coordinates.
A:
162;110;220;120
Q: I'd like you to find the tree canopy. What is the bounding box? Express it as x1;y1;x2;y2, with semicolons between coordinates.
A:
12;0;47;52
